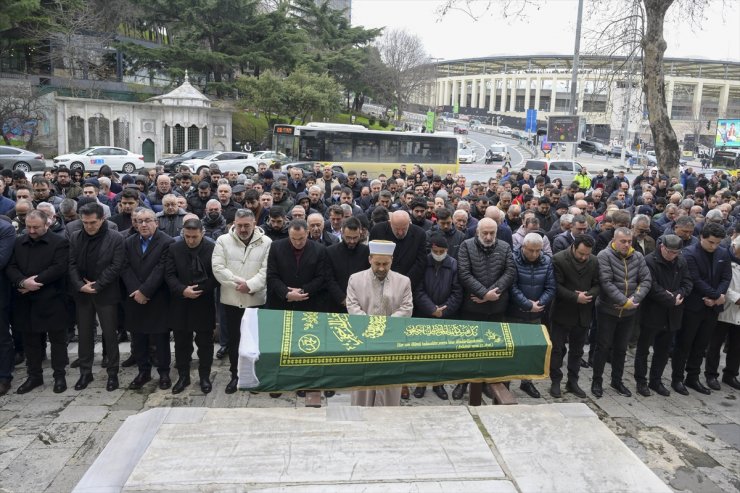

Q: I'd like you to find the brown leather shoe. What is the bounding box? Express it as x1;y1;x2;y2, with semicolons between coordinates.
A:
401;386;410;400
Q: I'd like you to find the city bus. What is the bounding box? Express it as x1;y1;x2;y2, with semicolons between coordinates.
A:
272;122;459;177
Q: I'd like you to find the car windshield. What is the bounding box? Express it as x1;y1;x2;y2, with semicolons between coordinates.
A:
525;160;547;171
490;145;506;153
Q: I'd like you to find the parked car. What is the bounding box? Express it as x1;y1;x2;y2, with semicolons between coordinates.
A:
547;159;587;184
453;125;469;135
0;145;46;172
182;152;255;176
252;151;289;166
608;146;633;158
519;159;548;173
157;149;216;173
496;126;512;135
281;162;345;176
577;140;607;155
458;145;477;164
53;146;145;173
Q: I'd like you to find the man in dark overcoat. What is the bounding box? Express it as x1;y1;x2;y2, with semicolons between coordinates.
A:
6;210;70;394
121;207;174;390
266;219;327;312
325;217;369;313
165;218;218;394
68;202;125;392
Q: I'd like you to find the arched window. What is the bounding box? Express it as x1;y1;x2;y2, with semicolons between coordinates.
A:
187;124;199;150
67;116;85;152
88;114;110;146
113;118;130;149
173;124;185;154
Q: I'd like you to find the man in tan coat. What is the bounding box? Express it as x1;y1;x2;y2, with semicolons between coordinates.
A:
346;240;413;406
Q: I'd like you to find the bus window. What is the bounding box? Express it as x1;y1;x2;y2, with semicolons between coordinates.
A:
301;135;324;161
325;133;352;161
380;138;400;163
353;138;380;162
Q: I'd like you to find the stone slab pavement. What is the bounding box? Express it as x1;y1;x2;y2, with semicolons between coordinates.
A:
0;340;738;493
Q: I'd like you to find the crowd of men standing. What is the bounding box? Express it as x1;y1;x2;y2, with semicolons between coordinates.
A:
0;160;738;404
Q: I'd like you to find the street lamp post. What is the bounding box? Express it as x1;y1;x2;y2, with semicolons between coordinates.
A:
569;0;584;159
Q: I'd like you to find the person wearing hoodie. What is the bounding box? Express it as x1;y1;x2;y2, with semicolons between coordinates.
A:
592;227;652;398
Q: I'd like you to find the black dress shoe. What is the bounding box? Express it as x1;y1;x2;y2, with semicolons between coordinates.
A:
70;358;80;369
16;377;43;394
722;375;740;390
649;381;670;396
269;393;282;398
482;383;494;399
200;377;212;394
216;346;228;359
610;381;632;397
106;375;119;391
432;385;449;400
550;382;562;398
172;376;191;394
129;372;152;390
74;373;94;391
591;382;603;398
671;380;689;396
101;355;109;368
566;381;587;398
636;382;651;397
53;377;67;394
413;386;426;398
401;386;410;400
121;355;137;368
225;377;239;394
685;378;711;395
520;381;541;398
0;380;10;396
323;390;335;397
296;390;306;397
159;374;172;390
706;376;721;391
451;383;467;400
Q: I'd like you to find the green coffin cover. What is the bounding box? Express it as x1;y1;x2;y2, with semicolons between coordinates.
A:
239;309;552;392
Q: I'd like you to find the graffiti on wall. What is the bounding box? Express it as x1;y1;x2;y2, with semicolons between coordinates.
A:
2;118;38;142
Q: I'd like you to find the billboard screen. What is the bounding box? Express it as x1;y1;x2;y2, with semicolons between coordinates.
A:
547;116;580;143
716;119;740;148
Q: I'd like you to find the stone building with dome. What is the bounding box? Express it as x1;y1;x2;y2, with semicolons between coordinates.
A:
51;74;232;163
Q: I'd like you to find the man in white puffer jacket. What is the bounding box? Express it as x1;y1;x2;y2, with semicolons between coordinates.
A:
212;209;272;394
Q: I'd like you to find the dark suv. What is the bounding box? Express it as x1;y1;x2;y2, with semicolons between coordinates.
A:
578;140;606;155
157;149;216;173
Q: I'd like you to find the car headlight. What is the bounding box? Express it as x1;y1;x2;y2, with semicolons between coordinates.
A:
55;158;70;162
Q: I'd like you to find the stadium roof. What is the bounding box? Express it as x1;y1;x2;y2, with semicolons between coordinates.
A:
434;55;740;81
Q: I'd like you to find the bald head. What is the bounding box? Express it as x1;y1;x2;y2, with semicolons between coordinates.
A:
390;210;411;239
485;206;503;224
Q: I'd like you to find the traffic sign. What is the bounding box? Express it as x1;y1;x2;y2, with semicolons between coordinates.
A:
546;115;580;143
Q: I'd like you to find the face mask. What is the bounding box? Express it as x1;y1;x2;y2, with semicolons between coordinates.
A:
207;212;220;220
332;193;340;200
431;252;447;262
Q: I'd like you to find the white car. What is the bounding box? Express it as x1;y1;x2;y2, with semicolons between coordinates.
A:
182;152;257;176
496;126;512;135
458;145;477;164
53;146;145;174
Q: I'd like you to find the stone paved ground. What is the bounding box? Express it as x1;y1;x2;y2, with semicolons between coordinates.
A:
0;340;738;493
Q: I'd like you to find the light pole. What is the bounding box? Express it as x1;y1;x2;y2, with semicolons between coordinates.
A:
569;0;584;159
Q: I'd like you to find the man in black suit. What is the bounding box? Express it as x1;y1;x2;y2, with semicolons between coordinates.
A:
266;219;326;312
369;210;426;285
121;208;175;391
68;203;126;391
326;217;370;313
5;210;70;394
672;222;732;395
164;218;218;394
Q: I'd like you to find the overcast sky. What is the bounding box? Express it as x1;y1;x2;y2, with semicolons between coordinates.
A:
352;0;740;63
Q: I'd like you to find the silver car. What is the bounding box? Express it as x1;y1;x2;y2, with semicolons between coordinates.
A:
0;145;46;172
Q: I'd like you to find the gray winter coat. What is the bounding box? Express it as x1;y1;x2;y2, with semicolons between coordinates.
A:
457;237;516;317
596;245;652;318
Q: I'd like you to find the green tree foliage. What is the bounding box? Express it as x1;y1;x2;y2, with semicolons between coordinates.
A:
236;69;341;127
